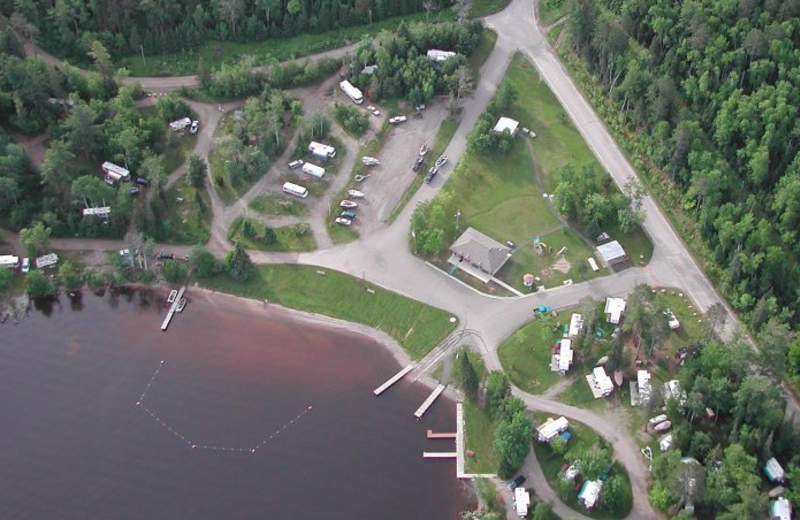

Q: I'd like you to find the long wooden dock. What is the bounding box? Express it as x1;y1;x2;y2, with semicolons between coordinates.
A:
161;286;185;331
427;430;457;439
373;364;414;396
414;384;446;419
423;452;457;459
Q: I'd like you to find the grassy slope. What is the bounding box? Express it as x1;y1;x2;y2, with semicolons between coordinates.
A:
498;311;570;394
504;54;653;264
162;183;212;244
229;217;316;252
199;264;457;360
455;351;501;474
249;194;310;217
119;11;458;76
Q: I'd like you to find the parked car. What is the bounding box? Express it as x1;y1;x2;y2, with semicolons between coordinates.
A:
424;166;439;184
334;217;352;227
129;186;140;195
389;115;407;124
136;177;150;187
190;120;199;134
21;257;30;273
412;157;424;172
507;475;526;490
155;251;174;260
367;105;380;116
288;159;304;169
340;210;357;219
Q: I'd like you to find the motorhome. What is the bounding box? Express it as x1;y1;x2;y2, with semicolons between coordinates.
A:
308;141;336;160
339;80;364;104
301;162;326;178
282;182;309;199
0;255;20;269
101;161;130;183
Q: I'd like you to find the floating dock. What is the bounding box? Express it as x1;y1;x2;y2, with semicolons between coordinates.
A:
427;430;457;439
414;384;446;419
373;364;414;396
423;452;457;459
456;402;466;477
161;286;186;331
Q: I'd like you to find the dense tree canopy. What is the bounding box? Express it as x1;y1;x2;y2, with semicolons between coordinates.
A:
567;0;800;383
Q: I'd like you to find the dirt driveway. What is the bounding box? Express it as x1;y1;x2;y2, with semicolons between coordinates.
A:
353;101;449;236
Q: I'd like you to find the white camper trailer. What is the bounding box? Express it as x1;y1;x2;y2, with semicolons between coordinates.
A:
339;80;364;104
301;162;326;178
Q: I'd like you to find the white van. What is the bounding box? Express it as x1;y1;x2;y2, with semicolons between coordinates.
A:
283;182;309;199
301;162;326;178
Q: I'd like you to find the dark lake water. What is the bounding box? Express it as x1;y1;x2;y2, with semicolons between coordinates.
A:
0;289;472;519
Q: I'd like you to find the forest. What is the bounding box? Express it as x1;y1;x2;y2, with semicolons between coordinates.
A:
0;0;446;64
564;0;800;383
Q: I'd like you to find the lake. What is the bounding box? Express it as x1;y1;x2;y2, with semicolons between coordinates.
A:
0;288;472;519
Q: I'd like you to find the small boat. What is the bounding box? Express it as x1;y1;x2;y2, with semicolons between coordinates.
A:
167;290;178;305
340;200;358;208
419;143;429;156
434;154;448;168
176;298;187;313
362;156;380;166
348;189;365;198
654;420;672;433
354;174;370;182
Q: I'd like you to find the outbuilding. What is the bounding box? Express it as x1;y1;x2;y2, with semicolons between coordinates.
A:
770;497;792;520
596;240;627;265
493;117;520;136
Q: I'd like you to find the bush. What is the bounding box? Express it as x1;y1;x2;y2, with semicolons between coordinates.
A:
59;261;83;290
224;242;255;282
162;259;188;284
0;267;12;291
83;268;105;290
25;271;55;297
332;103;370;136
188;244;216;278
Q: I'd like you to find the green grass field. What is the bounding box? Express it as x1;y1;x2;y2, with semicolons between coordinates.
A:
162;183;212;244
471;0;513;17
249;194;310;217
532;412;633;519
498;311;571;393
119;11;458;76
229;217;317;252
200;264;457;360
537;0;573;27
654;290;705;356
498;227;607;292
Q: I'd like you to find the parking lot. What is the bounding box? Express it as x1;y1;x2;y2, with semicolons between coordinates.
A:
352;101;449;236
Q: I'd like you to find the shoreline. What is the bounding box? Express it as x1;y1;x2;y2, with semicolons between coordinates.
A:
192;285;460;399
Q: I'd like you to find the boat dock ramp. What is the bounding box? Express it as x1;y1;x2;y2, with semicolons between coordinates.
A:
414;384;446;419
161;286;186;331
373;364;414;396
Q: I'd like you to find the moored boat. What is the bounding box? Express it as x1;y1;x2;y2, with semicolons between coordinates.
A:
167;290;178;305
348;189;365;198
340;200;358;208
419;143;429;156
175;298;187;313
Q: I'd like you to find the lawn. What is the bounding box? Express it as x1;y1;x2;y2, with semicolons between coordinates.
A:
532;412;633;519
161;182;212;244
199;264;457;360
446;138;558;245
249;193;310;217
471;0;512;17
503;54;653;264
118;11;458;76
537;0;573;27
498;311;571;394
654;289;705;356
464;399;501;474
388;117;458;224
558;376;603;409
468;28;499;79
498;227;607;292
229;217;316;252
